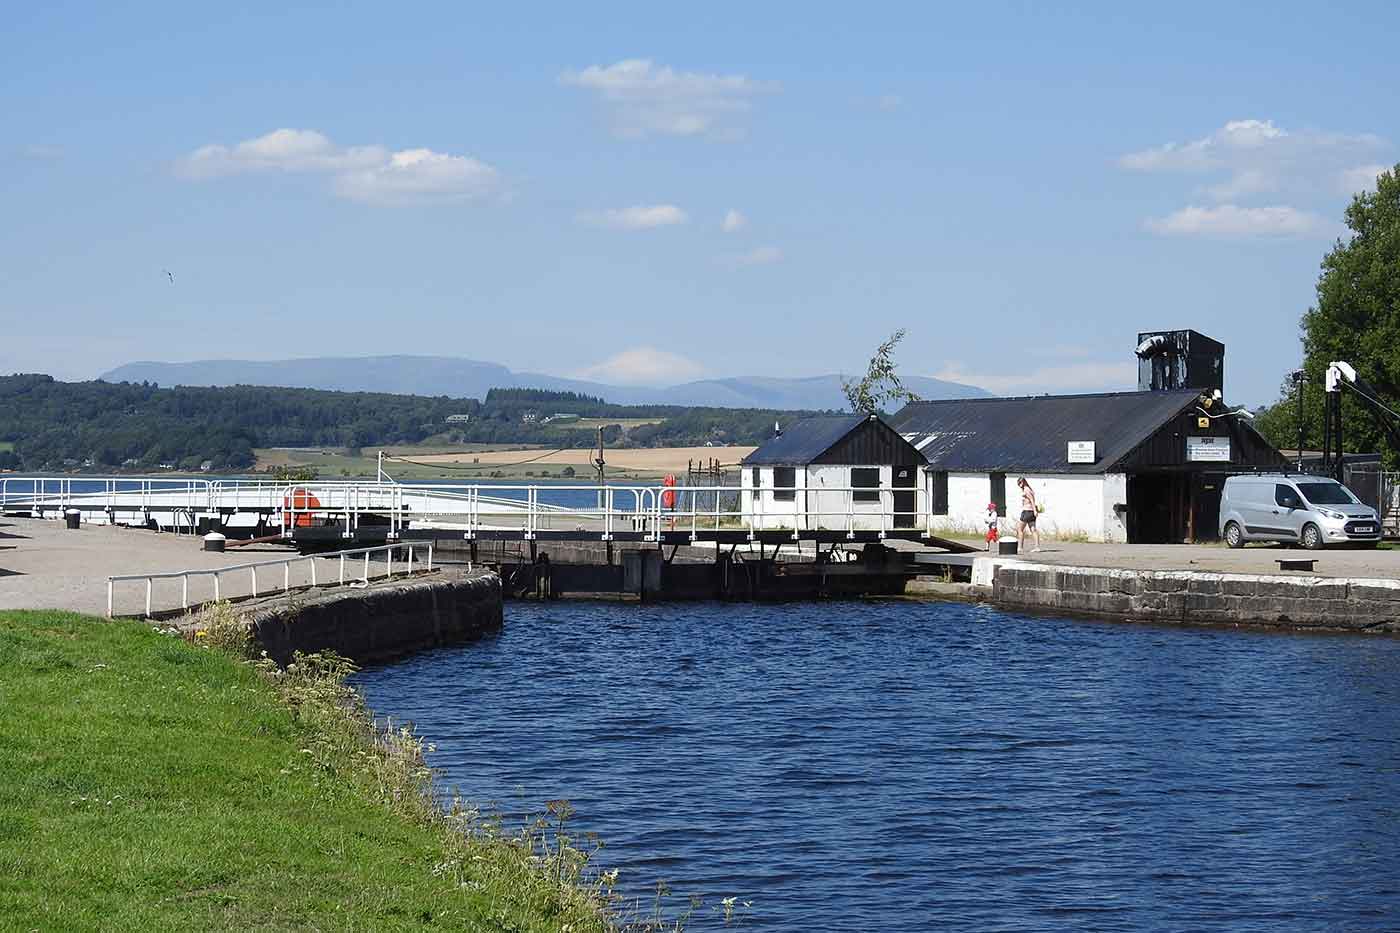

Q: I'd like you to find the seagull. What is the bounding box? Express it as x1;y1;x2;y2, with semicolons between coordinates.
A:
162;269;174;284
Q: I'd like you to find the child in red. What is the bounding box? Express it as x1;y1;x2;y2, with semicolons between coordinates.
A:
985;502;999;552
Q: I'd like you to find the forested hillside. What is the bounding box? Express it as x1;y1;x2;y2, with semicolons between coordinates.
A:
0;375;817;473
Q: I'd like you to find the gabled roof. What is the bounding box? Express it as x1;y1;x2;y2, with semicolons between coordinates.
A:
889;389;1203;473
742;415;867;465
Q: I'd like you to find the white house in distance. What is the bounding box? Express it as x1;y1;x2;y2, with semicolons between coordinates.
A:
740;414;925;532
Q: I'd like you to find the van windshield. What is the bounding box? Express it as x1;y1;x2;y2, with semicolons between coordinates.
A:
1297;482;1357;505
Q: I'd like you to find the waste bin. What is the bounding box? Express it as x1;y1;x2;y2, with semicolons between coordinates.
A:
64;509;81;529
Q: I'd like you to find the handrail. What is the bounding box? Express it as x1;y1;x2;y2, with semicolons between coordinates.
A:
105;541;435;620
7;475;936;543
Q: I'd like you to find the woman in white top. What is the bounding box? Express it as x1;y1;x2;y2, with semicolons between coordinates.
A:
1017;477;1042;552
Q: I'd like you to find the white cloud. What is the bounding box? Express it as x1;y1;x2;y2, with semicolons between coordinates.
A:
334;149;500;204
576;346;704;386
1338;163;1389;194
933;360;1138;396
176;128;502;205
1121;119;1386;202
1144;204;1326;238
730;245;783;266
560;59;776;139
579;204;687;230
721;209;746;233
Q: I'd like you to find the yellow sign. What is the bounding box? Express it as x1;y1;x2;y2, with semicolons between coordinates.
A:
1197;416;1210;429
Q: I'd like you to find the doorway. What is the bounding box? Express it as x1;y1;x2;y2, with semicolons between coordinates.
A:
893;464;917;528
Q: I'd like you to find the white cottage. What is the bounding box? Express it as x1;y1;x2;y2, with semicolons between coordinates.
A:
741;414;926;532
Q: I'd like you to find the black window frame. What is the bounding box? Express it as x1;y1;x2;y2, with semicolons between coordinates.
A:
930;470;949;516
851;467;880;503
751;466;760;490
990;471;1007;517
773;466;797;502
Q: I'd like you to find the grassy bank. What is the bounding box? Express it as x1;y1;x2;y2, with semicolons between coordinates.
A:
0;610;630;931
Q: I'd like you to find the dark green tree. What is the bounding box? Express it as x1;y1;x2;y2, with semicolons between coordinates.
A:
1253;164;1400;462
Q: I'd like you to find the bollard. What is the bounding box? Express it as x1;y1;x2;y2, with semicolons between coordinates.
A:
203;532;226;552
64;508;81;530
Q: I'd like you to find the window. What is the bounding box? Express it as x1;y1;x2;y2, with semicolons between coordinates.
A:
751;467;760;490
851;467;880;502
990;472;1007;517
773;467;796;501
1297;482;1357;505
931;471;949;516
1275;484;1302;508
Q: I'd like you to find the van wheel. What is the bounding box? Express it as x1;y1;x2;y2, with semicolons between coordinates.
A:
1301;523;1323;550
1224;521;1245;549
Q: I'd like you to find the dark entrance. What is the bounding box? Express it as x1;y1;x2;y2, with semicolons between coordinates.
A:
1127;471;1227;543
893;464;917;528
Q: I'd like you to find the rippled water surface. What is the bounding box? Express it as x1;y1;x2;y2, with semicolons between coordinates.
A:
352;601;1400;931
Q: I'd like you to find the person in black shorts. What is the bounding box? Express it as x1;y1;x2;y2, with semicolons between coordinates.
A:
1017;477;1042;552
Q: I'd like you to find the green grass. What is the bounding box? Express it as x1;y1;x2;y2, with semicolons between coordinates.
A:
0;610;628;932
0;440;13;452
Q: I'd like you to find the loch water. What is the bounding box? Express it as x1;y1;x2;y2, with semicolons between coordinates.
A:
352;600;1400;931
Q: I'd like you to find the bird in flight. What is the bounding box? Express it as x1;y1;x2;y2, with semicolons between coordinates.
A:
163;269;174;284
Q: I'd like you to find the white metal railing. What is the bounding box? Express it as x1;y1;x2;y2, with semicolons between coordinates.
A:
278;481;933;542
105;542;435;619
5;475;940;543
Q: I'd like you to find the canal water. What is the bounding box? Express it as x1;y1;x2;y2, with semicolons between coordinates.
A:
352;601;1400;931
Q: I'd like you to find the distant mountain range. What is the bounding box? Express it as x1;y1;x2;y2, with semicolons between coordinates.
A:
98;356;990;410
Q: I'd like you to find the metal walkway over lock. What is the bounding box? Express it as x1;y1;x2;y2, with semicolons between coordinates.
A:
0;476;976;552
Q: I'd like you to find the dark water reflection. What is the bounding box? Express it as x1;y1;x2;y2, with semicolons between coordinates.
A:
352;601;1400;931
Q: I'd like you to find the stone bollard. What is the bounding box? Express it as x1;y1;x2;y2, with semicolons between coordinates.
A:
203;532;227;553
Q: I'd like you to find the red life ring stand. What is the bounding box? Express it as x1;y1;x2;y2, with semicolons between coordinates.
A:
283;486;322;528
661;474;677;510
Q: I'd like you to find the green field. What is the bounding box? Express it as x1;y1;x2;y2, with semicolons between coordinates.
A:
0;441;13;452
0;610;621;931
255;442;549;480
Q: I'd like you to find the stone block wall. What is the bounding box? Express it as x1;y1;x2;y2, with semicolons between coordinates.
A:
246;570;503;665
993;563;1400;632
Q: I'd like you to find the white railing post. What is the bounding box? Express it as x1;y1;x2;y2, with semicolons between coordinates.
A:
145;579;152;619
107;579;114;619
427;542;434;572
340;554;346;584
363;551;370;583
182;574;189;610
250;566;257;597
310;557;317;587
214;572;220;602
283;563;290;594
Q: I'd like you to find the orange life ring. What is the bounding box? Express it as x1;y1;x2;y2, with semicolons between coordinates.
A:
661;474;677;509
282;486;322;527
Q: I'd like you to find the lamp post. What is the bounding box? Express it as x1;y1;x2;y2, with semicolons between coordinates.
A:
1290;369;1305;469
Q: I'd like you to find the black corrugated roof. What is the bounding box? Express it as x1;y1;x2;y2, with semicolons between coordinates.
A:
889;389;1203;473
742;414;868;465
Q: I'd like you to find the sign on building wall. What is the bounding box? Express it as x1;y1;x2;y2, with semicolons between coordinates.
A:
1067;441;1096;464
1186;436;1231;462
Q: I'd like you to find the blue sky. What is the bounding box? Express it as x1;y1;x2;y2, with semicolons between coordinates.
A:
3;1;1397;405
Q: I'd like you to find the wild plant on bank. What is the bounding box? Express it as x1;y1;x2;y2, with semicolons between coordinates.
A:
187;600;254;659
247;645;748;930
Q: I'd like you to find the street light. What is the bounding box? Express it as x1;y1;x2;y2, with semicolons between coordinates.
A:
1290;369;1305;469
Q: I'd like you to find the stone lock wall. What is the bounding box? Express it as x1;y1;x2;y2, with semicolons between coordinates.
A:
246;570;503;665
993;562;1400;633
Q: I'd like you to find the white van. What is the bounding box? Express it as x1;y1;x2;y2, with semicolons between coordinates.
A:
1218;474;1381;549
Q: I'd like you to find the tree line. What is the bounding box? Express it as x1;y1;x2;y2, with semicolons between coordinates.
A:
0;374;815;472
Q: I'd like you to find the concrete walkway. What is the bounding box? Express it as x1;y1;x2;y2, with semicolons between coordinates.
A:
0;517;431;617
997;539;1400;578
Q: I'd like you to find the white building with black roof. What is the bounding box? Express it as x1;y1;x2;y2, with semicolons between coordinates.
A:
741;414;925;532
889;330;1288;543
